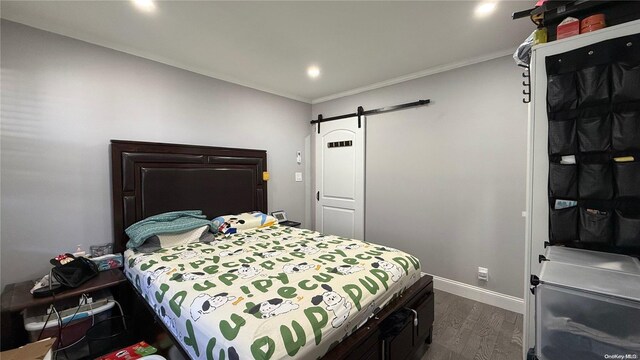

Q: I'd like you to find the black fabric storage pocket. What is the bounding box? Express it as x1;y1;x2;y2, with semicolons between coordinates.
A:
612;111;640;151
549;162;577;198
579;208;613;244
614;162;640;198
612;62;640;103
579;163;614;199
615;209;640;248
549;119;577;155
577;112;611;152
550;206;578;244
547;73;577;112
578;65;610;107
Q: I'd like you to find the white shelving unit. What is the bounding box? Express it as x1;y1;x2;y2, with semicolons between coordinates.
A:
523;19;640;358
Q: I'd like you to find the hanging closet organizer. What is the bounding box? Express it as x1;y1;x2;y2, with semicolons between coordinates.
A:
546;33;640;255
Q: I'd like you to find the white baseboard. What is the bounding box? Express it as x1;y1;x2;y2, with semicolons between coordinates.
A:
427;274;524;314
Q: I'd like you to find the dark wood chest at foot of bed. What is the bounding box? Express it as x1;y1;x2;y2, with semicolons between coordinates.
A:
323;274;434;360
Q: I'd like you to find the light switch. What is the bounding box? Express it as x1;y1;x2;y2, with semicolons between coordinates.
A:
296;151;302;164
295;172;303;182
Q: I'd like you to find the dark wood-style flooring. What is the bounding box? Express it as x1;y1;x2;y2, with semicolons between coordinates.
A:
421;290;523;360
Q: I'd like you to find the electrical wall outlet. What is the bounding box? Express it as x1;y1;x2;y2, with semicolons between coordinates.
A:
478;267;489;281
295;172;303;182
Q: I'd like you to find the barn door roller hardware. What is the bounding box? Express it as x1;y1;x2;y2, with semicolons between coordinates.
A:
311;99;431;134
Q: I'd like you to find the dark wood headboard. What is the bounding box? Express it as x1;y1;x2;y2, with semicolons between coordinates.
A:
110;140;268;253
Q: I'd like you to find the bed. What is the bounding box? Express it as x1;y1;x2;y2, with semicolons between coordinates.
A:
111;140;434;360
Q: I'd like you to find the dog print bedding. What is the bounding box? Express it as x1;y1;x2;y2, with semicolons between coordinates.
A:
124;225;421;360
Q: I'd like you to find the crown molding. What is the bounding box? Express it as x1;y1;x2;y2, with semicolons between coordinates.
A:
311;48;514;104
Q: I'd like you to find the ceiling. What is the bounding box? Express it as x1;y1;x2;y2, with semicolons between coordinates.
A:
1;1;533;103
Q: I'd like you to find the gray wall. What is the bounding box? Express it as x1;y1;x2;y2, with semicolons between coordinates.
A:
0;20;311;288
312;56;527;298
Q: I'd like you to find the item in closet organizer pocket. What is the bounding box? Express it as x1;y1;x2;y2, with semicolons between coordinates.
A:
579;208;613;244
560;155;576;164
557;17;580;40
580;14;606;34
555;199;577;210
614;156;635;163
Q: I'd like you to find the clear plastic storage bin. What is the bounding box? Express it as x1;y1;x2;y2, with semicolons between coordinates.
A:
535;247;640;360
23;292;115;346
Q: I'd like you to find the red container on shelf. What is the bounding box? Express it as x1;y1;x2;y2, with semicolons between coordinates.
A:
557;17;580;40
581;14;606;34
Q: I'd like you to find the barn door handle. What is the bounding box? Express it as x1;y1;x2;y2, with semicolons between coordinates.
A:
316;191;319;201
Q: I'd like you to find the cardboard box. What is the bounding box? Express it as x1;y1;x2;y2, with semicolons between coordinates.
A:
96;341;157;360
557;17;580;40
0;337;55;360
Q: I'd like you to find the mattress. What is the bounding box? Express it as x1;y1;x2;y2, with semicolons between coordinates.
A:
124;225;421;360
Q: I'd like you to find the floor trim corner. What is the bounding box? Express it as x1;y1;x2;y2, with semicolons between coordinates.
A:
429;274;525;314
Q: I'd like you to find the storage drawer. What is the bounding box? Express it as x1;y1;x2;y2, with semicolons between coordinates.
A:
536;249;640;360
339;329;381;360
415;292;434;341
536;284;640;360
358;338;381;360
358;330;381;360
385;319;414;360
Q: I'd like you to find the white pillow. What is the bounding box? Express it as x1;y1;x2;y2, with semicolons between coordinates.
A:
212;211;279;234
136;225;211;252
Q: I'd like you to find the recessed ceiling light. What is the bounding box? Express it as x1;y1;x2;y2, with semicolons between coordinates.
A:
475;2;497;18
132;0;156;13
307;66;321;79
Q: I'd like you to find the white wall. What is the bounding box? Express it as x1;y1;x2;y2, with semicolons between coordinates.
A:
312;56;527;298
0;20;311;288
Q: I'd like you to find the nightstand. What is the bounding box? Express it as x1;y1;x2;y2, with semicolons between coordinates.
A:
280;220;301;228
1;269;127;351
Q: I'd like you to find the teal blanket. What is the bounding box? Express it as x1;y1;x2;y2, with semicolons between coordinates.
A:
125;210;214;249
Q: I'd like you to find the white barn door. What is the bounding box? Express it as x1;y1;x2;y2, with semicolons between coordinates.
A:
315;118;365;240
